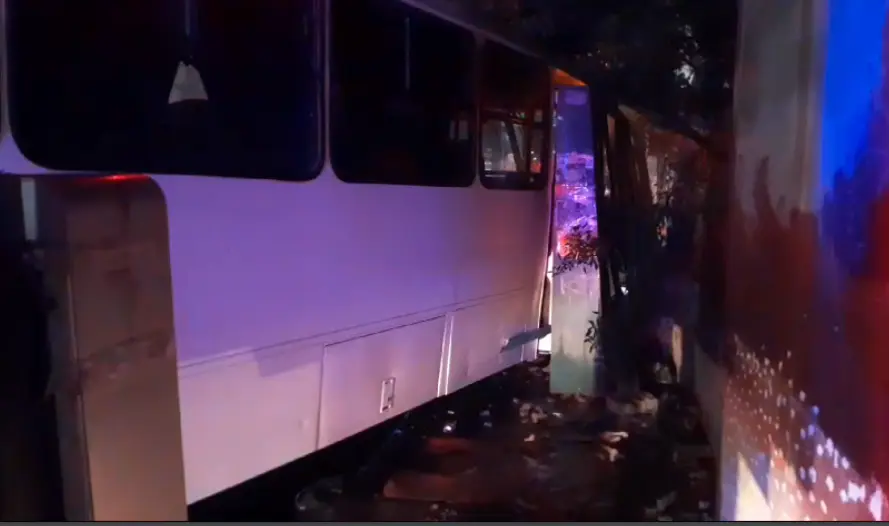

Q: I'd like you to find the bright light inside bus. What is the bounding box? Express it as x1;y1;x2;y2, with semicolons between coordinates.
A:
538;251;554;353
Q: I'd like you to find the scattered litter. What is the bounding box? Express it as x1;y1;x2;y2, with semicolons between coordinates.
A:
293;476;343;520
644;491;678;518
637;393;660;415
600;430;628;444
601;444;621;462
653;362;674;384
519;402;549;424
655;491;677;512
607;397;633;416
522;455;554;482
607;391;659;417
292;361;715;522
427;506;459;522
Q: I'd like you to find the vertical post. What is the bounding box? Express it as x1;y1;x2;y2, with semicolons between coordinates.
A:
0;178;66;520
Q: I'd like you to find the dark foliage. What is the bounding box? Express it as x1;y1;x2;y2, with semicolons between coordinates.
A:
475;0;737;136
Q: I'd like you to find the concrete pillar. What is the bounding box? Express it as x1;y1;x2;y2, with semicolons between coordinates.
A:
550;268;601;396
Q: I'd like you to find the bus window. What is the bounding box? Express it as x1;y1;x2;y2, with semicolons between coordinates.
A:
7;0;323;181
479;41;551;191
330;0;476;187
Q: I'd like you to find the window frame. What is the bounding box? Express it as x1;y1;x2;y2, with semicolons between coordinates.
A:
480;110;549;187
478;41;552;192
328;0;478;188
5;0;326;182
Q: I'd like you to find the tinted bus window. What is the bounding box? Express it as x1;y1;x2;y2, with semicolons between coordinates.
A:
330;0;475;187
7;0;323;180
480;41;551;191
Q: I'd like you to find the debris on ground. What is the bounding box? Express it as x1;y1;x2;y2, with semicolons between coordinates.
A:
601;430;628;444
292;359;716;521
607;391;660;418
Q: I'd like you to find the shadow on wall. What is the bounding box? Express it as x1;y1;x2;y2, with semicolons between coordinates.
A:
697;151;889;520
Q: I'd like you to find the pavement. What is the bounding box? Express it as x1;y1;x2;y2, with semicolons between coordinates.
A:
294;358;717;521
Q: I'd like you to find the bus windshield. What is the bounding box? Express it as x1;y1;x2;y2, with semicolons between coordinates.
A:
6;0;323;180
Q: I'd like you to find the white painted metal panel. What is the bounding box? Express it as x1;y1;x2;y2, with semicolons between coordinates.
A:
177;342;323;504
317;317;447;449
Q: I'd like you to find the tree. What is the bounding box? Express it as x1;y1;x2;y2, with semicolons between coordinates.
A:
474;0;737;140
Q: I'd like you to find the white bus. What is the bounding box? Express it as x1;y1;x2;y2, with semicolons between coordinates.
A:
0;0;561;519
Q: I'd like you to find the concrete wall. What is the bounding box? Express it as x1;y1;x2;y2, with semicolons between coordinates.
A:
694;0;889;520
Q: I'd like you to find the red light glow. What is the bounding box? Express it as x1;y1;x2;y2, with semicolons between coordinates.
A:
100;174;149;183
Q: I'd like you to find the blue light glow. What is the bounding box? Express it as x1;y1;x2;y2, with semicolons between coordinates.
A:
820;0;889;195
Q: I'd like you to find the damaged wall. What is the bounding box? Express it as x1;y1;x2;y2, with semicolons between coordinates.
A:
695;0;889;520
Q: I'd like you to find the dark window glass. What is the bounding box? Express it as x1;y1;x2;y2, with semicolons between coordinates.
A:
330;0;475;187
480;41;551;191
7;0;323;180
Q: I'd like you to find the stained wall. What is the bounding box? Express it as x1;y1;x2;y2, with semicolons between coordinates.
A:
697;0;889;520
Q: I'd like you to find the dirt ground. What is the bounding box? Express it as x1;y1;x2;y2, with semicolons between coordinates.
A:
294;359;717;521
